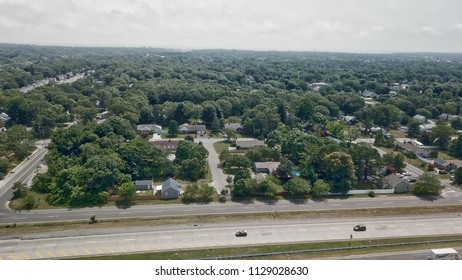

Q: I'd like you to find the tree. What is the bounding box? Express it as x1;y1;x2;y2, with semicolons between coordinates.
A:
211;114;221;133
12;182;28;199
323;151;355;194
233;170;251;184
178;158;206;181
226;175;233;187
311;179;331;198
283;177;310;196
223;154;251;169
257;178;281;196
450;117;462;130
182;183;216;203
355;106;374;134
276;158;294;181
449;135;462;157
382;152;406;171
326;121;345;140
454;167;462;185
431;123;454;150
225;129;236;142
413;172;444;195
233;178;257;197
407;119;421;138
168;120;179;137
345;127;360;144
349;143;382;181
374;129;385;147
296;97;314;121
117;182;136;204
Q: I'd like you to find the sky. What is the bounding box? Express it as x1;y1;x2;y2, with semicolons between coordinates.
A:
1;0;462;53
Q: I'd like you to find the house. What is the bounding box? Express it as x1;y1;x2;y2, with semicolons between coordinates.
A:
378;174;410;193
253;162;280;174
395;142;430;158
438;113;455;122
0;112;10;122
136;124;162;135
412;114;427;123
254;173;267;183
151;139;180;152
236;139;265;150
135;180;153;191
361;90;377;98
343;116;358;125
161;178;182;199
178;123;207;135
96;111;114;120
434;158;462;172
224;123;243;133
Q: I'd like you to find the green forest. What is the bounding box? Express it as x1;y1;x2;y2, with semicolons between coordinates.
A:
1;44;462;207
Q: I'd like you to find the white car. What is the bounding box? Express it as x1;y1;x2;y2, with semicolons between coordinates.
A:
403;171;411;176
396;173;404;178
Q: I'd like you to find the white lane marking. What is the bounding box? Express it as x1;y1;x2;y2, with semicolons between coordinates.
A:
123;239;135;242
119;212;132;215
85;241;97;244
40;243;56;247
150;210;164;213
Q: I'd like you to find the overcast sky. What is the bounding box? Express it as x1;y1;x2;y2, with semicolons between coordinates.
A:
1;0;462;53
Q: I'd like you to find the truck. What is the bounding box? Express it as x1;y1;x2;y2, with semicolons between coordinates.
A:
428;248;461;260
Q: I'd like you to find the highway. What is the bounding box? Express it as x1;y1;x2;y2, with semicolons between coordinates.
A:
1;214;462;260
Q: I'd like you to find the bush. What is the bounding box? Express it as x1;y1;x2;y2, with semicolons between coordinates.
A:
368;191;376;198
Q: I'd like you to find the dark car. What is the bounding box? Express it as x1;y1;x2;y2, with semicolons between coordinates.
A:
235;230;247;237
438;170;448;174
353;224;366;231
407;177;417;183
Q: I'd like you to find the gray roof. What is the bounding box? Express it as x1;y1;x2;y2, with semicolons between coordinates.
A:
224;123;243;130
236;139;265;148
162;178;181;192
381;174;406;187
254;162;280;172
395;142;429;154
135;180;153;185
136;124;162;131
434;158;447;166
412;114;427;122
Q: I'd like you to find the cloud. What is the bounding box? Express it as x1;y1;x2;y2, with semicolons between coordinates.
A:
1;0;462;52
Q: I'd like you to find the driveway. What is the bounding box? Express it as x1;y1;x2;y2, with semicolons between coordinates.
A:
195;137;227;194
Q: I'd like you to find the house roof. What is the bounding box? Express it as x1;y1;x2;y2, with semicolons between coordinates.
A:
434;158;448;166
179;123;207;132
395;142;429;154
254;162;280;172
447;160;462;169
412;114;427;122
162;178;181;192
135;180;153;186
236;139;265;148
151;139;180;150
381;174;407;187
224;123;243;130
136;124;162;131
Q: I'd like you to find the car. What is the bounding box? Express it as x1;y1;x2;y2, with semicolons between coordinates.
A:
403;171;411;176
407;177;417;183
235;230;247;237
396;173;404;178
438;170;448;174
353;224;367;231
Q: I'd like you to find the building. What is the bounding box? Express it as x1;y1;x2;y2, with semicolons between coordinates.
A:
378;174;410;193
178;123;207;135
434;158;462;172
224;123;243;133
236;139;265;150
135;180;153;191
394;142;430;158
253;162;280;174
161;178;182;199
151;139;180;152
412;114;427;123
342;116;358;125
438;113;455;122
361;90;378;98
136;124;162;135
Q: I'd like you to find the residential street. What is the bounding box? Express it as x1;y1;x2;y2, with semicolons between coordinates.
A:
195;137;227;194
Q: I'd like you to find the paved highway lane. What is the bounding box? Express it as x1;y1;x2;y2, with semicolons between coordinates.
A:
1;193;462;224
0;147;48;210
2;215;462;259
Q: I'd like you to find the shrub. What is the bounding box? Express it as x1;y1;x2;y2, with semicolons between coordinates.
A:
368;191;376;198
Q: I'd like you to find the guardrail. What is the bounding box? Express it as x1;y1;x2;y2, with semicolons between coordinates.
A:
197;238;462;260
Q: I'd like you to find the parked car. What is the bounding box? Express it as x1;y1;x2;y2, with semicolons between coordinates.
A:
407;177;417;183
353;224;367;231
396;173;404;178
438;170;448;174
235;230;247;237
403;171;411;176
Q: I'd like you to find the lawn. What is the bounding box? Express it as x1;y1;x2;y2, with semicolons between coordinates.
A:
213;141;231;154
